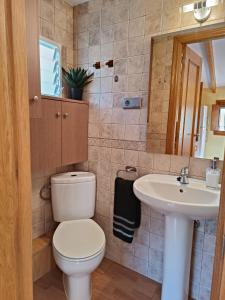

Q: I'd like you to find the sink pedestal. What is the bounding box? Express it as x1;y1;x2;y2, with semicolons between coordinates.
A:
161;215;194;300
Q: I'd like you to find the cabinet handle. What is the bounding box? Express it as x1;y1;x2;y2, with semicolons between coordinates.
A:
33;95;39;101
63;113;69;118
55;112;61;118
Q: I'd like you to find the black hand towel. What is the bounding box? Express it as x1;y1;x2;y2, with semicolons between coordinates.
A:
113;177;141;243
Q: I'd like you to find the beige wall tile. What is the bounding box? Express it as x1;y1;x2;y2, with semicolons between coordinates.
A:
40;0;54;23
162;7;181;31
55;0;68;15
145;14;162;35
114;22;129;41
170;155;190;174
77;32;89;49
101;25;114;44
125;125;140;141
101;43;114;60
111;124;125;139
55;8;67;30
129;0;146;19
114;4;129;23
128;55;145;74
113;75;128;92
129;17;145;38
114;40;128;59
153;153;171;172
189;157;210;179
89;28;100;46
40;19;54;40
128;37;145;56
114;59;128;75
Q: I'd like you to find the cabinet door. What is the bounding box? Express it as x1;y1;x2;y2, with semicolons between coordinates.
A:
25;0;42;118
62;102;88;165
30;99;61;174
43;99;62;171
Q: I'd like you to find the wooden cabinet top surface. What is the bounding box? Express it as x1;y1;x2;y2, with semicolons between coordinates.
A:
42;95;89;105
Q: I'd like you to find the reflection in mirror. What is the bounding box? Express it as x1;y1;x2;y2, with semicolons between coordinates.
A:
147;33;225;160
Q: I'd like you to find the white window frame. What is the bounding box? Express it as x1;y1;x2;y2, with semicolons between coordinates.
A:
39;36;62;98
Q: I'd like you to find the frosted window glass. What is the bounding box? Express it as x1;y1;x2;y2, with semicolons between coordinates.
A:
39;38;61;97
219;108;225;130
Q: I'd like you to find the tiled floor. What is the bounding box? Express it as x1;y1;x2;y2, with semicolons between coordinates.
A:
33;258;161;300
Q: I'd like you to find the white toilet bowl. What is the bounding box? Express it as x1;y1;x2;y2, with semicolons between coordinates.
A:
53;219;106;300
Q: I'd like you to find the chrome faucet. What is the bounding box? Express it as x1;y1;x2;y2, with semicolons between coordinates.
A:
177;167;189;184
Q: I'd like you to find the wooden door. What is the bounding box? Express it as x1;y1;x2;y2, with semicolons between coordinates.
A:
62;101;88;165
42;99;62;171
25;0;42;118
176;46;202;156
0;0;33;299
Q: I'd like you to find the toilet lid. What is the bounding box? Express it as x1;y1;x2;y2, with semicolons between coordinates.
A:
53;219;105;259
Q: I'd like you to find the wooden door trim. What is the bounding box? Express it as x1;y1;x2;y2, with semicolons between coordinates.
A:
0;1;33;299
176;46;202;156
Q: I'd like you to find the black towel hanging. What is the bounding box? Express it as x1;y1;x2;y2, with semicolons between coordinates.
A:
113;177;141;243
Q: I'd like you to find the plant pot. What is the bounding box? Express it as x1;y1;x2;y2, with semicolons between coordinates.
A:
69;87;83;100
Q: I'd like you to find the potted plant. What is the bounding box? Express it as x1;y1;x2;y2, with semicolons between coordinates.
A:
62;67;94;100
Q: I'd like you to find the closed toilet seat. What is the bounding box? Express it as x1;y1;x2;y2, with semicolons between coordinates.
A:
53;219;105;261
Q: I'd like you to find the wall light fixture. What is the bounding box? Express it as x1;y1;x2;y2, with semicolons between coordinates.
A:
183;0;220;23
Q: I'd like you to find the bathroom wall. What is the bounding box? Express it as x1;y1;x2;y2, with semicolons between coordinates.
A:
74;1;225;299
32;0;76;239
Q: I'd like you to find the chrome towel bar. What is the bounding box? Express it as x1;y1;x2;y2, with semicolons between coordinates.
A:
116;166;138;179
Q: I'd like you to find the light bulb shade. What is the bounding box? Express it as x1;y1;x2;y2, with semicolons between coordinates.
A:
194;6;211;22
183;0;220;14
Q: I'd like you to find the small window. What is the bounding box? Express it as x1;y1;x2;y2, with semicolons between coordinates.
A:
219;108;225;130
39;38;61;97
211;100;225;135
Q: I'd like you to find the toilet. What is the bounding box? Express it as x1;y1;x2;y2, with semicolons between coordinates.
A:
51;172;106;300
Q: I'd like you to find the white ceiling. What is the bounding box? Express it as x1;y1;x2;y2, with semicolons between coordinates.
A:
189;38;225;88
66;0;88;6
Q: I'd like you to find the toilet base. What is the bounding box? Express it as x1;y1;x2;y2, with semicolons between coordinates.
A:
63;273;92;300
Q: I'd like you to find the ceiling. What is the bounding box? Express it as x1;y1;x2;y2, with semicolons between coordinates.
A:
66;0;88;5
189;38;225;88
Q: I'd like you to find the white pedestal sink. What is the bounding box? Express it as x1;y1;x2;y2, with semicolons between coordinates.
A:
133;174;220;300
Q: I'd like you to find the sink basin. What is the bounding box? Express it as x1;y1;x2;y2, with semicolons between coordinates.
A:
133;174;220;300
133;174;220;219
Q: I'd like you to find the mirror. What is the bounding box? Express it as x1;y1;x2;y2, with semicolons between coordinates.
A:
147;29;225;160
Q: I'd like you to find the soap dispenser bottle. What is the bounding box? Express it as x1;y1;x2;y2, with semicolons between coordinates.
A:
206;157;221;189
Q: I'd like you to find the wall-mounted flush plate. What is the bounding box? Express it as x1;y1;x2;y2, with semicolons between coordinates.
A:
122;97;142;109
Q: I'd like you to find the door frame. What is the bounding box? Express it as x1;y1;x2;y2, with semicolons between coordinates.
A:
166;27;225;155
0;1;33;299
176;46;202;156
165;26;225;300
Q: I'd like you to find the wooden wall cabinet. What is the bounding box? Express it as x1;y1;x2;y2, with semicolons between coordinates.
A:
41;98;89;172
